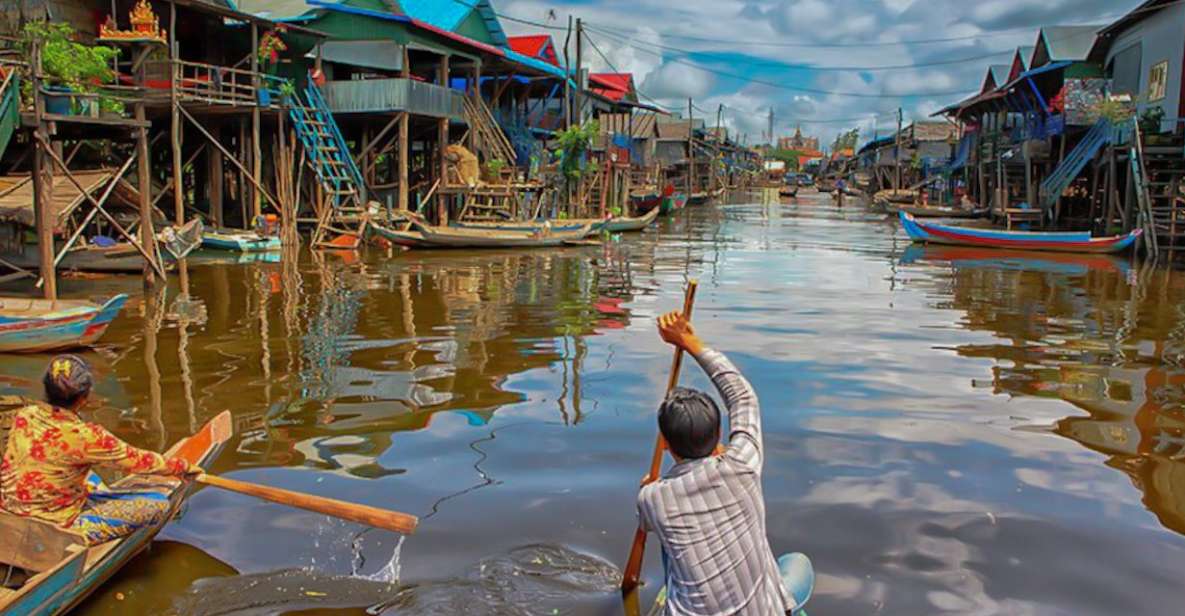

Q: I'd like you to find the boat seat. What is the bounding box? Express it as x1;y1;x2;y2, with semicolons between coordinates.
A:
1004;208;1042;230
0;512;85;573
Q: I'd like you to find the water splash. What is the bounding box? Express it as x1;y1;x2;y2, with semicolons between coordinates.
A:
353;533;404;584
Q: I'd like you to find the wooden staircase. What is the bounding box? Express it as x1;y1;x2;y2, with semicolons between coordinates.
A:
289;82;369;247
463;95;517;167
1142;137;1185;253
0;68;18;162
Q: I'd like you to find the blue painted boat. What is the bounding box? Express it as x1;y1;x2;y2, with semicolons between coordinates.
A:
0;412;232;616
201;229;282;252
899;212;1141;254
0;295;128;353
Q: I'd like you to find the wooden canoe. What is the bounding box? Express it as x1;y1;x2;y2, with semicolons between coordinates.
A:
899;211;1142;254
451;219;608;234
201;229;282;253
0;295;128;353
369;222;430;249
0;220;203;274
604;207;661;233
687;192;710;206
0;411;232;616
886;202;985;219
409;221;596;249
779;186;799;198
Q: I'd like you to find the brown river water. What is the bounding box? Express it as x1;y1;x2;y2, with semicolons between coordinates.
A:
5;189;1185;615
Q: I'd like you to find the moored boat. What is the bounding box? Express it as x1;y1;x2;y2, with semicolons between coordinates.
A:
687;192;710;206
604;206;661;233
408;220;596;249
659;192;688;216
0;411;232;616
201;229;282;253
899;211;1142;254
0;220;204;274
886;203;986;218
779;185;799;198
0;295;128;353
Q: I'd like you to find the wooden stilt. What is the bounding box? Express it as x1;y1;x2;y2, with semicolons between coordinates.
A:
399;111;409;211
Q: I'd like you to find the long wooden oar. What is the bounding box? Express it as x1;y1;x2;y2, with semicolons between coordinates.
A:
196;474;419;535
621;279;698;594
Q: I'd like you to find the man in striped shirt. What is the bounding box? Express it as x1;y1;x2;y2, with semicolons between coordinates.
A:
638;312;814;615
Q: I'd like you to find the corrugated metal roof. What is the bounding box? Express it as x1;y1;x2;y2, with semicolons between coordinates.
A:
599;112;658;138
504;49;567;79
399;0;507;46
312;39;404;71
657;122;689;140
234;0;317;21
911;121;957;142
1038;25;1101;63
988;64;1011;89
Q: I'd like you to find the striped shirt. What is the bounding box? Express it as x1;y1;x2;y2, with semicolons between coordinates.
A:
637;348;791;615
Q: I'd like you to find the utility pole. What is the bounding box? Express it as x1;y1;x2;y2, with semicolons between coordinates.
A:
563;15;572;129
767;108;774;147
714;103;723;192
894;107;903;190
574;18;583;125
687;98;694;196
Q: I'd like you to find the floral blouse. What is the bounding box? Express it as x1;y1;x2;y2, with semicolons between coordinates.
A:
0;403;189;525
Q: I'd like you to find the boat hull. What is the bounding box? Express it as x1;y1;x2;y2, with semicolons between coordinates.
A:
0;295;127;353
407;221;595;249
604;207;660;233
899;211;1141;254
201;230;282;253
0;412;232;616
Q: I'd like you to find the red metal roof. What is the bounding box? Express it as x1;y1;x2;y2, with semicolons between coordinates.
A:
508;35;558;66
589;73;633;102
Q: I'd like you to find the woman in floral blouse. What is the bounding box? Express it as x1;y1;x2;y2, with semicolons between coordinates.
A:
0;355;199;545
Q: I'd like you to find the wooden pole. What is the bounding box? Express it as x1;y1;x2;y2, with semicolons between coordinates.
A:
250;24;263;223
399;112;409;211
209;127;224;228
135;45;158;288
563;15;572;130
170;2;183;226
437;55;450;224
687;98;694;196
30;38;55;300
621;280;698;594
895;107;903;190
197;474;418;535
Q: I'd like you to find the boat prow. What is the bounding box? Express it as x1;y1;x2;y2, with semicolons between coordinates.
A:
0;294;129;353
0;411;232;616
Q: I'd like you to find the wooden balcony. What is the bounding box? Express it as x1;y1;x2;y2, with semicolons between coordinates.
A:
137;60;288;109
320;78;465;120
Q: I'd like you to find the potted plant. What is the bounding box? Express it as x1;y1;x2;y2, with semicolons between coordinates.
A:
1139;107;1168;144
484;158;506;182
18;22;119;116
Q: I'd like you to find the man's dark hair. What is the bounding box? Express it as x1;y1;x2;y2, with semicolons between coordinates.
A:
43;354;93;409
658;387;721;459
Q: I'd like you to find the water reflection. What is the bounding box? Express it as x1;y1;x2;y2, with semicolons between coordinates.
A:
912;248;1185;536
27;193;1185;615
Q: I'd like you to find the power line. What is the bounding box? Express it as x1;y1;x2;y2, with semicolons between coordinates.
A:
587;28;976;99
586;25;1023;72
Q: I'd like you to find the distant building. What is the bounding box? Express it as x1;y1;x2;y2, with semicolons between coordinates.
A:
777;126;820;152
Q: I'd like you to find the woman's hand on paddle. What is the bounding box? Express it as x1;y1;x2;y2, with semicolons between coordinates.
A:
657;311;704;355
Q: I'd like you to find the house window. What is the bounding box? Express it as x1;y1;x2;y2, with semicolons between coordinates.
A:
1149;60;1169;101
1109;43;1141;96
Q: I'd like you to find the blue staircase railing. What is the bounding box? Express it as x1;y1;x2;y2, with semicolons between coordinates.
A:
1038;119;1111;211
289;82;367;211
0;71;19;163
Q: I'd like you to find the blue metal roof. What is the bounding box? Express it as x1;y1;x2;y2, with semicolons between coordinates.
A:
400;0;508;46
504;49;568;80
1004;60;1072;88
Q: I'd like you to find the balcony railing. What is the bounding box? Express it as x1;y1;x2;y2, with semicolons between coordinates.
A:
136;60;288;108
320;78;465;120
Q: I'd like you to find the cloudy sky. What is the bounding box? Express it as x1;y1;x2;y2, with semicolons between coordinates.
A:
498;0;1145;148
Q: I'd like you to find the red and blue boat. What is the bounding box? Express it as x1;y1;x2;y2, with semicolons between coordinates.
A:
899;212;1141;254
0;294;128;353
